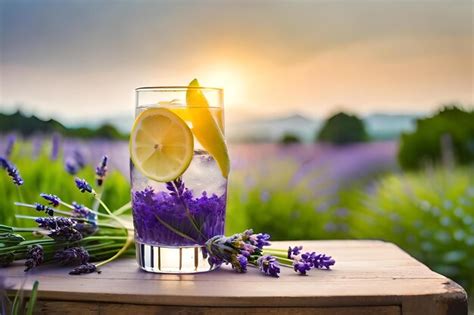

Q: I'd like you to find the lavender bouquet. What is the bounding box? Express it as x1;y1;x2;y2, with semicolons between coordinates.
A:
1;150;134;275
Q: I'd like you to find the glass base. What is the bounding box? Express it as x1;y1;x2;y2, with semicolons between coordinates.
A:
136;241;218;274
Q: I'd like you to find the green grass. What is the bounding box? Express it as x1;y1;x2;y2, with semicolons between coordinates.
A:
342;167;474;293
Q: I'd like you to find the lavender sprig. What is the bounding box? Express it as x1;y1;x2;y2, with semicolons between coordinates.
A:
65;158;79;175
5;135;15;158
35;217;74;229
0;157;24;186
74;177;93;193
55;247;90;265
25;244;44;271
72;202;91;218
205;229;272;274
69;263;99;275
257;255;280;277
64;150;85;175
34;216;83;241
288;245;303;258
290;250;336;275
95;155;108;186
40;193;61;207
34;203;55;216
51;133;60;160
48;225;83;242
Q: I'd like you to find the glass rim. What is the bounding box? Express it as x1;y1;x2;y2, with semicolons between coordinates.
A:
136;86;223;92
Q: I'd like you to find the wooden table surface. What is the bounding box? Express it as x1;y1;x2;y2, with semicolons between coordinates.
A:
3;240;468;315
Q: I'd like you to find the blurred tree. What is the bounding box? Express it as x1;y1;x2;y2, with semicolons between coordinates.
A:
398;105;474;170
0;111;127;140
316;112;368;144
280;133;301;145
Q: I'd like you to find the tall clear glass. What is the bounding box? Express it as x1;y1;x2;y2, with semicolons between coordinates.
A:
131;86;227;273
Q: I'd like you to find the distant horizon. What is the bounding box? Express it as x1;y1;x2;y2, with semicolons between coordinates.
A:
0;100;439;128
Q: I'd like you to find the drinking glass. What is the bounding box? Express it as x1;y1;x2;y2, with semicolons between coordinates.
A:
131;86;227;273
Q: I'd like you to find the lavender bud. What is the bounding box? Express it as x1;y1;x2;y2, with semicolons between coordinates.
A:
73;150;85;168
24;244;44;271
34;203;55;216
65;158;79;175
287;245;303;259
40;193;61;207
71;202;91;218
5;135;15;158
249;232;271;249
49;225;83;242
232;254;248;273
35;217;74;229
0;157;23;186
257;255;280;277
51;133;60;160
293;260;312;275
69;263;98;275
74;177;93;193
312;253;336;269
95;155;108;186
55;247;90;265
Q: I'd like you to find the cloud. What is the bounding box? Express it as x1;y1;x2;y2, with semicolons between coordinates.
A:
1;0;472;120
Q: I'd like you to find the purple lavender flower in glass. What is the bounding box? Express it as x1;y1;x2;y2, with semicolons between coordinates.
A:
95;155;108;186
55;247;90;265
24;244;44;271
75;177;93;193
40;193;61;207
69;263;98;275
257;255;280;277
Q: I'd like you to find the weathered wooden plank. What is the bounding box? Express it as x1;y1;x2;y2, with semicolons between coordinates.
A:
34;301;401;315
3;240;467;315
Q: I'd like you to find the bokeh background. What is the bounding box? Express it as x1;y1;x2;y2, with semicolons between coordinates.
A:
1;0;473;304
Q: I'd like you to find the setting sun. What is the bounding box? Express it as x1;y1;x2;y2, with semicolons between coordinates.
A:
200;65;246;108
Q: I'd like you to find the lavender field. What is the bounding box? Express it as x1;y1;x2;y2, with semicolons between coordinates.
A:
2;136;398;188
1;135;473;295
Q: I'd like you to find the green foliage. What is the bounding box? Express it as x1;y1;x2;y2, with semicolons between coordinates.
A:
279;133;301;145
398;105;474;170
0;145;130;228
226;160;347;240
317;112;368;144
0;111;127;140
342;167;474;293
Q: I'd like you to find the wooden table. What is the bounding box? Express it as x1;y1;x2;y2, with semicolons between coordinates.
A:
3;240;468;315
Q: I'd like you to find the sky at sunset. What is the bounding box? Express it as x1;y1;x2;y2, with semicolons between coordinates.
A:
1;0;473;124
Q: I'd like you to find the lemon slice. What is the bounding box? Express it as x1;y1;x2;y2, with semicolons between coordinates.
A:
129;108;194;182
186;79;230;178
